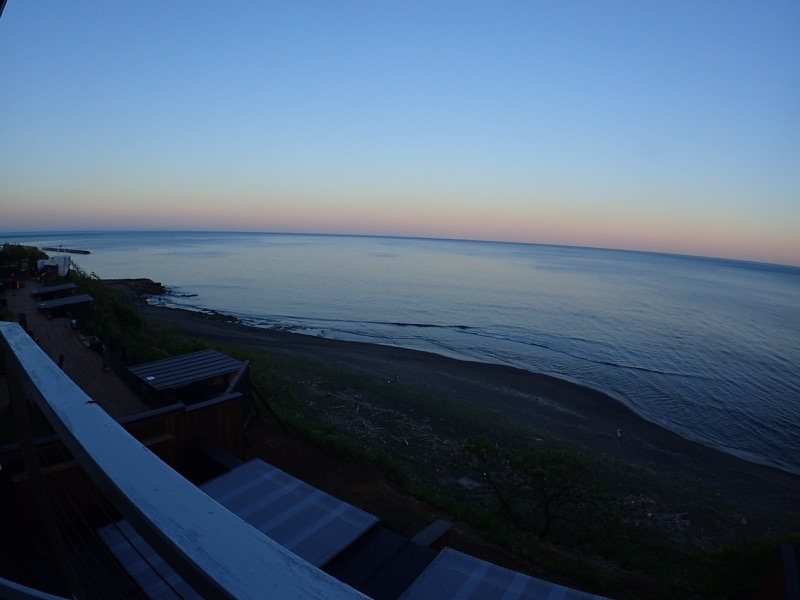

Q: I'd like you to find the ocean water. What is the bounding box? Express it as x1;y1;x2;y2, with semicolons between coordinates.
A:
5;231;800;474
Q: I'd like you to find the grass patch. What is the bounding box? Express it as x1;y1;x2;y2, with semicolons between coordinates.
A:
229;341;798;598
7;274;792;599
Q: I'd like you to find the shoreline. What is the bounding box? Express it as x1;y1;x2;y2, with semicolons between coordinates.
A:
142;296;799;478
135;301;800;533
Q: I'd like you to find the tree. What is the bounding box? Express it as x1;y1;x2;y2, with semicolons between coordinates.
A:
0;243;47;275
464;436;621;545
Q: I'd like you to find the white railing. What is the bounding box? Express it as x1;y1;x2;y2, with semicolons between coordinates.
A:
0;321;365;599
0;576;70;600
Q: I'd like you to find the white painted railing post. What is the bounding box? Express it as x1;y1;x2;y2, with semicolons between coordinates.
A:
0;322;366;599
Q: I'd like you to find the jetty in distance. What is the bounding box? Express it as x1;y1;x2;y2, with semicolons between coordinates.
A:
41;247;91;255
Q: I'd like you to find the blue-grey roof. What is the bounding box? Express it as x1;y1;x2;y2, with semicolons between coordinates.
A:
96;460;615;600
36;294;93;310
201;459;379;566
31;283;77;298
399;548;611;600
98;521;193;600
97;459;379;598
128;349;244;391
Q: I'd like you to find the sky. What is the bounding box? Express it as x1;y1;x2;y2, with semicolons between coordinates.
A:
1;2;798;266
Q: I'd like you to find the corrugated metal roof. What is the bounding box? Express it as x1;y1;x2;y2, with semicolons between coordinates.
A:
128;349;244;391
399;548;611;600
98;521;195;599
36;294;93;310
201;459;379;567
97;459;379;598
31;283;77;297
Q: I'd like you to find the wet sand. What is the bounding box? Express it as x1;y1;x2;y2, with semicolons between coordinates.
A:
136;302;800;535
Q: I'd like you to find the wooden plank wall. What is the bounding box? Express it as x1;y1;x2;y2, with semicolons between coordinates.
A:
1;394;247;530
186;394;247;461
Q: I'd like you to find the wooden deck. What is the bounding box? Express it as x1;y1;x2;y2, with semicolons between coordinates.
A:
5;282;149;419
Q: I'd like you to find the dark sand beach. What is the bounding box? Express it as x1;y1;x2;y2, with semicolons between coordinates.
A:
136;302;800;543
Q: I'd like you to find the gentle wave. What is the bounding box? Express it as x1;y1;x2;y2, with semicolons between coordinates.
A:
450;328;712;381
5;231;798;474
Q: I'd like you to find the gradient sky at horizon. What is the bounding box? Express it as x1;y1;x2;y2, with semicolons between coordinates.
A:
1;2;798;266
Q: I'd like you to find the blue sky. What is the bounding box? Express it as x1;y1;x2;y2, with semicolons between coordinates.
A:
1;1;799;265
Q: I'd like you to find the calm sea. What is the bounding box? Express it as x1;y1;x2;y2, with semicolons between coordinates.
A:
5;231;800;474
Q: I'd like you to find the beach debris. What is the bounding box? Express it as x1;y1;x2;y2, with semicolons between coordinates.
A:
305;380;465;479
622;494;702;545
457;476;480;490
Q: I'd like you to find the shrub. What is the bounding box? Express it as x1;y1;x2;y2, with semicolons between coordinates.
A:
463;436;623;546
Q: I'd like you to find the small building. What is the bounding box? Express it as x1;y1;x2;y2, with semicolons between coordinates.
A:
36;255;72;277
128;349;249;407
31;282;77;301
36;293;94;319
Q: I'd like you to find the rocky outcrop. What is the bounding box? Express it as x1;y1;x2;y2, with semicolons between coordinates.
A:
104;278;167;297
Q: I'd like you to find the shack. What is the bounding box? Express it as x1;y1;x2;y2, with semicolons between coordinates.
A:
128;349;250;407
36;293;94;319
31;282;77;301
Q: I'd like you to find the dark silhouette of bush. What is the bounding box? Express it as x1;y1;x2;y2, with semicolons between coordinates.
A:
463;436;622;546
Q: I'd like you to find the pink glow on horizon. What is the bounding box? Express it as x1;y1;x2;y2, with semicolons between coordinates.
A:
3;194;798;267
2;2;798;270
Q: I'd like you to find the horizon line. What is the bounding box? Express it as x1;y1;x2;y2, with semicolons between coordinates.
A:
1;228;798;270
